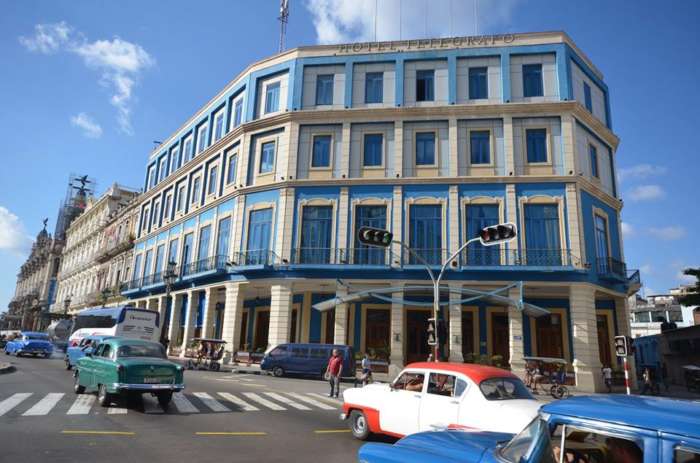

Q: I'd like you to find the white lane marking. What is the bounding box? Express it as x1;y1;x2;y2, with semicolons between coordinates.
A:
217;392;259;412
66;395;95;415
0;393;33;416
172;393;199;413
239;378;255;382
307;393;343;405
107;406;128;415
242;392;286;411
286;392;336;410
263;392;311;410
142;396;164;414
23;393;64;416
192;392;230;412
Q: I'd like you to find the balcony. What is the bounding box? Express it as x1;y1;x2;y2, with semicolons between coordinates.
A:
289;248;391;266
181;255;228;277
596;257;628;282
95;233;135;263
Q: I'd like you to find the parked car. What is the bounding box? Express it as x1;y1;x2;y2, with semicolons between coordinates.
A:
74;338;184;407
260;343;355;378
358;395;700;463
341;362;540;440
3;331;53;358
64;335;113;370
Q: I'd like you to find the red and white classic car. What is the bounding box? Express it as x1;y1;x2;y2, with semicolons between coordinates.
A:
341;362;540;440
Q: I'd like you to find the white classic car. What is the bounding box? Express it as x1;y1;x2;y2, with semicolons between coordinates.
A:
341;362;541;440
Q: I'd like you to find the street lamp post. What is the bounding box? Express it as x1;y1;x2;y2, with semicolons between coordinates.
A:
162;260;178;344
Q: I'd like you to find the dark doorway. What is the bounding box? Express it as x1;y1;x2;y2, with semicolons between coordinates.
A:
239;311;248;350
253;310;270;351
491;311;510;364
324;309;335;344
536;313;564;359
597;314;612;367
365;308;390;361
461;311;475;361
290;309;298;343
406;309;431;363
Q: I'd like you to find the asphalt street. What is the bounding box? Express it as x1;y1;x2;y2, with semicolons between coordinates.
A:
0;353;395;463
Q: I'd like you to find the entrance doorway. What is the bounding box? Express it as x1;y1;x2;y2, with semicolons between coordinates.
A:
406;309;431;363
239;311;249;351
364;308;390;361
461;310;476;361
253;310;270;351
535;313;564;358
490;311;509;365
597;314;612;367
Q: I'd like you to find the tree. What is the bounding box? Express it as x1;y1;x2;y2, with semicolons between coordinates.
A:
678;268;700;306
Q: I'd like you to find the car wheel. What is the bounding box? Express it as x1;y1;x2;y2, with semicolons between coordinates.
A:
97;384;112;407
73;372;85;394
350;410;370;440
272;366;284;378
157;391;173;408
210;362;220;372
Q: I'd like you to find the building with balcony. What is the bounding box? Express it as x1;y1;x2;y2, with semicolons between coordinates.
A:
53;184;139;314
122;31;639;391
630;289;698;338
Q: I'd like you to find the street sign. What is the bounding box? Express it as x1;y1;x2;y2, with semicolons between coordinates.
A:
614;335;628;357
427;318;437;345
478;223;517;246
357;226;393;247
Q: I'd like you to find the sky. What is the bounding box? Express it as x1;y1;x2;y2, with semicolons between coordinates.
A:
1;0;698;312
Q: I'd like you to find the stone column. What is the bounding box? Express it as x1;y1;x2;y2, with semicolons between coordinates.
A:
334;286;349;345
391;186;403;268
393;120;403;177
157;295;168;340
449;283;464;362
268;282;293;349
167;293;183;355
180;290;197;357
448;186;460;256
570;284;604;392
340;122;351;178
614;295;637;387
503;115;515;176
565;184;585;267
201;287;218;339
448;117;459;176
221;282;247;364
508;286;526;378
389;285;405;379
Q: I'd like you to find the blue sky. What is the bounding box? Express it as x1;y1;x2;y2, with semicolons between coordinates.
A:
1;0;698;312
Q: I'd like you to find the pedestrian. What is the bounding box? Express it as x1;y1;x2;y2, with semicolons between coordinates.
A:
641;367;653;395
531;362;545;393
602;365;613;393
360;353;372;386
161;337;170;353
325;349;344;398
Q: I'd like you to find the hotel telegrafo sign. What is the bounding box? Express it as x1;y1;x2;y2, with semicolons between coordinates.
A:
336;34;517;54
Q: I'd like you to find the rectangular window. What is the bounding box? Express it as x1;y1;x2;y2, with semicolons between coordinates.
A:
315;74;334;105
148;166;156;189
583;81;592;112
594;214;610;272
151;201;160;226
154;244;165;275
233;98;243;128
311;135;332;168
216;217;231;259
415;132;435;165
524;204;561;265
176;185;186;212
142;249;153;278
354;205;387;265
260;141;275;173
226;153;238;184
468;67;488;99
132;254;142;283
158;157;168;182
183;137;193;162
214;111;224;141
208;165;218;195
470;130;491;164
163;195;172;221
299;206;333;264
168;239;179;265
170;148;180;173
197;225;211;269
191;177;201;205
197;124;208;153
589;144;599;178
522;63;543;97
264;81;280;114
526;128;547;163
409;204;442;265
363;133;383;167
466;204;499;265
182;233;193;274
416;69;435;102
246;208;273;264
365;72;383;103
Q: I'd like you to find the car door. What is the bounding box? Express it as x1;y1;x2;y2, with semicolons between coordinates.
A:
93;344;113;387
419;372;464;431
81;343;101;389
379;370;425;436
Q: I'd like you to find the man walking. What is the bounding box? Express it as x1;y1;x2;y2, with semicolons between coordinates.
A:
325;349;343;398
602;365;613;393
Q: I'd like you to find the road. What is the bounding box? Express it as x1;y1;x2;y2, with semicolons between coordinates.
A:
0;353;391;463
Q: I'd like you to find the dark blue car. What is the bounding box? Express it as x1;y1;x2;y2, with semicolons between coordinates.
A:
260;343;355;378
3;331;53;358
64;335;113;370
358;395;700;462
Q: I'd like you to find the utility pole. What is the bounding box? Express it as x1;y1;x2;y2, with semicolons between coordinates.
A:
278;0;290;53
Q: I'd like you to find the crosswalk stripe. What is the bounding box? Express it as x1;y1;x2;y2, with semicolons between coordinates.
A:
263;392;311;410
217;392;259;412
23;393;64;416
172;393;199;413
242;392;286;411
66;395;95;415
0;393;33;416
142;397;164;414
193;392;230;412
286;392;336;410
107;406;128;415
307;393;343;405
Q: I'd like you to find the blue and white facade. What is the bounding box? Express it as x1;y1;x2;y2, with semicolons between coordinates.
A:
124;32;640;392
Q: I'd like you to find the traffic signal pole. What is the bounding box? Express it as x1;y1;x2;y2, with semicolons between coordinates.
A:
623;357;631;395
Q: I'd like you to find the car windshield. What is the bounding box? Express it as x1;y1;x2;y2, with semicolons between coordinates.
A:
499;417;554;462
25;334;49;340
116;344;166;359
479;377;533;401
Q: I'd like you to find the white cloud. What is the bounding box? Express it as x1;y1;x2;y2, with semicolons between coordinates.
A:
617;164;667;182
19;22;154;134
70;112;103;138
621;222;633;238
627;184;665;201
304;0;519;45
0;207;31;256
639;263;652;275
648;226;687;241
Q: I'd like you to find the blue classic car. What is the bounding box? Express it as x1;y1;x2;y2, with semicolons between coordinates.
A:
64;335;113;370
358;395;700;463
3;332;54;358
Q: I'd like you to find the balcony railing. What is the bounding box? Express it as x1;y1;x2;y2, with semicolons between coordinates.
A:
459;248;581;267
289;247;392;266
95;233;135;263
230;250;278;267
181;255;228;277
597;257;627;280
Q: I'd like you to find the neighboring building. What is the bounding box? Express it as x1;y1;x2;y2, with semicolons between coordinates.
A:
630;290;695;338
52;184;139;315
670;284;700;326
633;324;700;386
122;31;640;392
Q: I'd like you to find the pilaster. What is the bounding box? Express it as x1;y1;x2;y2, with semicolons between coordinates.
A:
448;117;458;177
391;186;403;268
561;113;576;175
180;289;197;357
448;283;463;362
508;286;526;378
167;293;183;354
448;185;460;256
565;183;584;266
286;121;300;180
503;115;514;176
337;188;350;253
570;284;604;392
505;184;517;265
389;285;405;379
394;120;403;177
201;287;217;339
340;122;351;178
334;286;349;345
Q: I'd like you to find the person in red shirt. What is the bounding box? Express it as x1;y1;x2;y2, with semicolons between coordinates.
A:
325;349;344;398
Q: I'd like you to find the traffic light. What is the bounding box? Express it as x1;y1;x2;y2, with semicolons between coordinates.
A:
614;335;628;357
427;318;437;346
357;226;393;247
478;223;517;246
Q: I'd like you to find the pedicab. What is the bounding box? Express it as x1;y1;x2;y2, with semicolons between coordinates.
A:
523;356;570;399
184;338;226;371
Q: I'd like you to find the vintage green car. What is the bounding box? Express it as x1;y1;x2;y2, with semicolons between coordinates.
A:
74;338;185;407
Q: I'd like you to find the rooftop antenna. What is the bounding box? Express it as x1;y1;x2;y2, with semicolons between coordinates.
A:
474;0;478;35
278;0;290;53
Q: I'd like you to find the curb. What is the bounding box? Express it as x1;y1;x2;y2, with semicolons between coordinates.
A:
0;363;15;374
